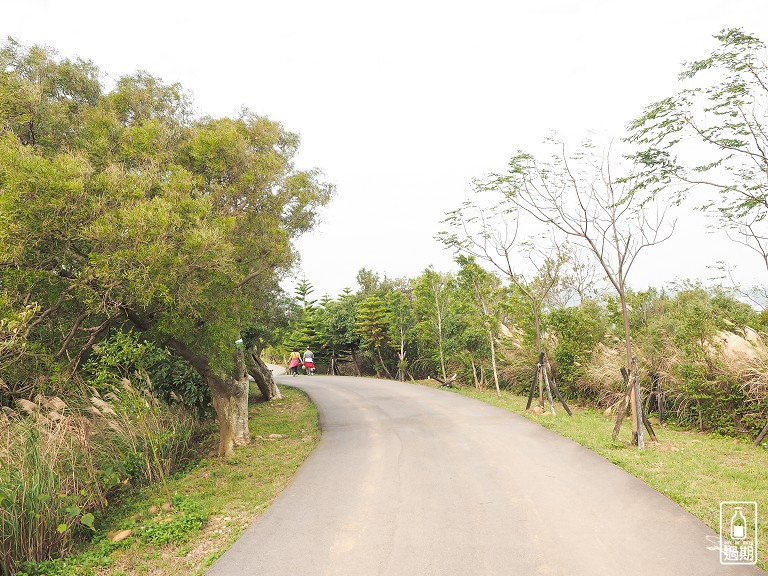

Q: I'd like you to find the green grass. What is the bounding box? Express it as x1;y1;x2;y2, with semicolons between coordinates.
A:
439;383;768;571
18;385;319;576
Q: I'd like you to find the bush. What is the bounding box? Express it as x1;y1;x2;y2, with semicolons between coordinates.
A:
82;330;210;415
548;301;607;389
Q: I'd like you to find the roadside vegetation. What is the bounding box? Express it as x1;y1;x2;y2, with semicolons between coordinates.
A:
13;386;318;576
0;37;328;575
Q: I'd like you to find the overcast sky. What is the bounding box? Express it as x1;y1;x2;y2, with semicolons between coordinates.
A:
4;0;768;299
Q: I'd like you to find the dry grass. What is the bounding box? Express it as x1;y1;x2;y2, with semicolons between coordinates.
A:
0;396;104;574
38;385;319;576
1;381;196;575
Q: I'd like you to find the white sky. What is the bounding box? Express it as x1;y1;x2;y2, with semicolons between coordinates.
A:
3;0;768;299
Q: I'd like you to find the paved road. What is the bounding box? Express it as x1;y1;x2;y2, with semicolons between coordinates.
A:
207;375;764;576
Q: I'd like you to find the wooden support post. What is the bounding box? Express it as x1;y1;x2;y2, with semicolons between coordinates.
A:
633;358;645;449
754;419;768;447
542;363;556;415
430;374;457;388
526;352;544;410
540;352;572;416
549;378;573;416
642;412;658;442
612;368;632;440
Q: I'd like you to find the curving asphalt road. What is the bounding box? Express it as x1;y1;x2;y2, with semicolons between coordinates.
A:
206;375;765;576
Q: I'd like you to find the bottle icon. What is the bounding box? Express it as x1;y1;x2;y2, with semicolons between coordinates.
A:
731;507;747;540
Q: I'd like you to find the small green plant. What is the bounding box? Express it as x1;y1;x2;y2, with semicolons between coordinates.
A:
138;496;207;546
88;380;194;493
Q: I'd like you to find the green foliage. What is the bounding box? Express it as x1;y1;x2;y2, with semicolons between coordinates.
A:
628;28;768;220
0;36;332;418
412;269;455;379
548;301;607;387
356;295;389;350
82;330;210;415
88;381;194;486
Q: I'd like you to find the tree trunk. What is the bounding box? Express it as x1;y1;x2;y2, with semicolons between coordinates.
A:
478;293;501;398
488;328;501;398
377;347;393;379
248;347;282;401
533;307;544;407
471;356;480;390
397;331;406;381
210;379;250;457
433;283;448;382
350;347;362;376
169;339;250;457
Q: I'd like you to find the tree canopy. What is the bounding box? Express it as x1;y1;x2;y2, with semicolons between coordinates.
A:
0;39;333;454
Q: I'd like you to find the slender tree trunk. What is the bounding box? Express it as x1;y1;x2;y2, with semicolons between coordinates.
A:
478;292;501;398
350;347;362;376
397;330;406;381
377;346;393;379
488;328;501;398
533;305;544;406
170;339;250;457
471;356;480;390
434;288;447;382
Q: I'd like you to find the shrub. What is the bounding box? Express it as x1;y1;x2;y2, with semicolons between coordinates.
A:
82;330;210;415
0;381;195;576
548;301;607;389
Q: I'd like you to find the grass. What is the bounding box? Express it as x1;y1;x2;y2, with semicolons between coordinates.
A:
18;385;318;576
436;383;768;571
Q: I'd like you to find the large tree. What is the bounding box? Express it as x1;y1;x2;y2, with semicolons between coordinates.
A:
0;40;332;456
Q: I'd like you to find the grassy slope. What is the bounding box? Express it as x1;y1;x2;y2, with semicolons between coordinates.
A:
45;385;319;576
442;384;768;571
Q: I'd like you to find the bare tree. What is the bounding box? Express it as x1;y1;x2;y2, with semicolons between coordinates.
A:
439;203;566;405
546;243;605;308
480;139;675;447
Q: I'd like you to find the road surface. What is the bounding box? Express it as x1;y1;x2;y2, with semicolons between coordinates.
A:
207;375;764;575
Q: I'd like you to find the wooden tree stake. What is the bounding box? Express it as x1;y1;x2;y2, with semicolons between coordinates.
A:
526;352;544;410
632;357;645;450
612;368;633;440
754;419;768;447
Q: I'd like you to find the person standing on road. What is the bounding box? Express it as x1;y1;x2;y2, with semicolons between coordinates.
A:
288;348;301;376
303;347;315;375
